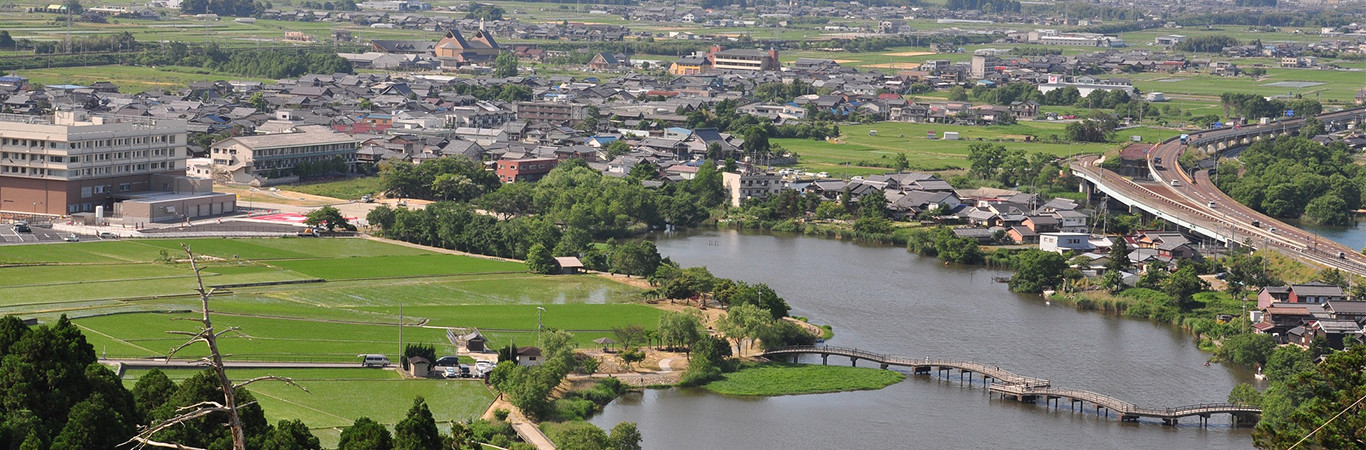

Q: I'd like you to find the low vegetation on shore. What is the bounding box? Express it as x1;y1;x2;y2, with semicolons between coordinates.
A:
703;362;906;397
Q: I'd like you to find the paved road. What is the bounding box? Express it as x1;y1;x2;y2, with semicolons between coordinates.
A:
1076;110;1366;277
103;358;372;369
1146;127;1366;276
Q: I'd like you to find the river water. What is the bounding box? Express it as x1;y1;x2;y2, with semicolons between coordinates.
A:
589;229;1256;449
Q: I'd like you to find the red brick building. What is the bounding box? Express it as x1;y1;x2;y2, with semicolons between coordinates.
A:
495;157;558;183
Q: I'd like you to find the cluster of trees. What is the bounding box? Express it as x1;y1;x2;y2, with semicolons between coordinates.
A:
296;0;358;10
0;315;334;449
380;156;501;201
1224;344;1366;449
488;329;631;427
129;43;353;79
465;3;504;20
1219;93;1322;121
964;143;1074;190
1064;115;1119;143
945;0;1021;13
1174;35;1241;53
791;33;995;53
753;80;817;103
180;0;265;16
1213;136;1362;225
445;82;534;103
371;158;724;270
907;227;986;265
493;52;518;78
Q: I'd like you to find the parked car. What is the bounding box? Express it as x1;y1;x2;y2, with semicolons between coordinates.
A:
475;360;493;374
359;354;389;367
297;227;319;237
63;234;79;242
443;367;459;379
98;232;118;239
459;364;473;378
434;356;460;367
360;194;374;203
13;223;30;233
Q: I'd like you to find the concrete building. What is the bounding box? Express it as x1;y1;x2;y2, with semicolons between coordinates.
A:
707;46;780;71
209;125;360;184
495;157;558;183
1039;232;1096;253
0;110;191;216
722;170;780;207
515;101;586;125
971;55;999;79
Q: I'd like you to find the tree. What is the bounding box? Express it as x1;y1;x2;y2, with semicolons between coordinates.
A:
493;52;518;77
1100;269;1125;293
612;324;646;349
526;243;556;274
62;0;83;14
51;394;131;450
619;348;645;370
132;368;176;421
394;397;442;450
1227;383;1263;407
720;303;771;356
1253;345;1366;449
0;31;13;49
1215;333;1276;367
431;173;483;202
262;419;321;450
1008;250;1067;293
1106;237;1131;273
338;417;392;450
607;422;642;450
305;205;350;232
1304;194;1351;226
892;152;910;172
1300;117;1325;138
549;422;607;449
657;310;702;352
1162;266;1207;310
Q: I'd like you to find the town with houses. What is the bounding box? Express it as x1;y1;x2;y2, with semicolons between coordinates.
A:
6;0;1366;447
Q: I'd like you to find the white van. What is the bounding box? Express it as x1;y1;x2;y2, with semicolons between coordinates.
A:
359;354;389;367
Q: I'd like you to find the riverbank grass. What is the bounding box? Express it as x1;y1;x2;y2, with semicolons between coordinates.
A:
703;362;905;396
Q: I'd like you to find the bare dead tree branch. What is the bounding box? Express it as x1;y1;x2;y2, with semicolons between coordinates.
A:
233;375;309;393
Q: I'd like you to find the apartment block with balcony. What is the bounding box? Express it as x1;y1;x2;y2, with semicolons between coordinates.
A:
210;125;360;184
0;110;191;216
707;46;780;72
722;170;780;207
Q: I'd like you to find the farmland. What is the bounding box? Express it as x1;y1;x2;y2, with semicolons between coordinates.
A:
773;121;1163;176
121;368;496;448
0;237;653;360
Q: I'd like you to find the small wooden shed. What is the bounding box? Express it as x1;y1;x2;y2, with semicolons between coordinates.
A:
407;356;432;378
463;330;487;352
554;256;585;274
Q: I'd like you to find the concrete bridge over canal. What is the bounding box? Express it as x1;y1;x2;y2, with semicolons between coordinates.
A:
763;346;1260;427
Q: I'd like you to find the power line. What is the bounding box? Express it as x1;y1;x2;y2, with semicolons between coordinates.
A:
1289;391;1366;450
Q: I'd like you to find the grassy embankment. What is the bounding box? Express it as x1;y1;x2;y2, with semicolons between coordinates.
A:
702;362;905;396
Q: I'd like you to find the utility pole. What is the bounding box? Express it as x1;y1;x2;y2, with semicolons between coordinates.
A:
536;306;546;348
398;304;403;359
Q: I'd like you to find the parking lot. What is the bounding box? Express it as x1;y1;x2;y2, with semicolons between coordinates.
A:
0;222;101;245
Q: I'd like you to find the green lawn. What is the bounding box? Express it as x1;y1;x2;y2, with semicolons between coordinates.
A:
286;177;385;201
121;368;495;449
703;362;906;396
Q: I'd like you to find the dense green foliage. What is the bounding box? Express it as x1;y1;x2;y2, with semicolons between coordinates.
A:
1174;35;1241;53
945;0;1020;13
906;227;985;265
1214;137;1361;225
0;315;139;449
1008;249;1069;293
1219;93;1322;121
338;417;392;450
394;397;443;450
1253;345;1366;448
964;143;1074;190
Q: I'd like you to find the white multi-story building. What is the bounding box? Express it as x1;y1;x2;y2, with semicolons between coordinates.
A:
722;170;781;207
0;110;191;215
210;125;360;184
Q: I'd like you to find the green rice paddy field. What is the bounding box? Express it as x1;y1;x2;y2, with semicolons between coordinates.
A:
0;237;652;362
120;368;495;448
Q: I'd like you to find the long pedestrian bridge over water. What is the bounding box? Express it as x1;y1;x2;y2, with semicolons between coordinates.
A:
763;346;1261;427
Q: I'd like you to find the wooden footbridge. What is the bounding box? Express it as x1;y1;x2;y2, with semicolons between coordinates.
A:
763;346;1260;427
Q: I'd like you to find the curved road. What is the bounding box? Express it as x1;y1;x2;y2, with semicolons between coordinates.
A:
1144;112;1366;277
